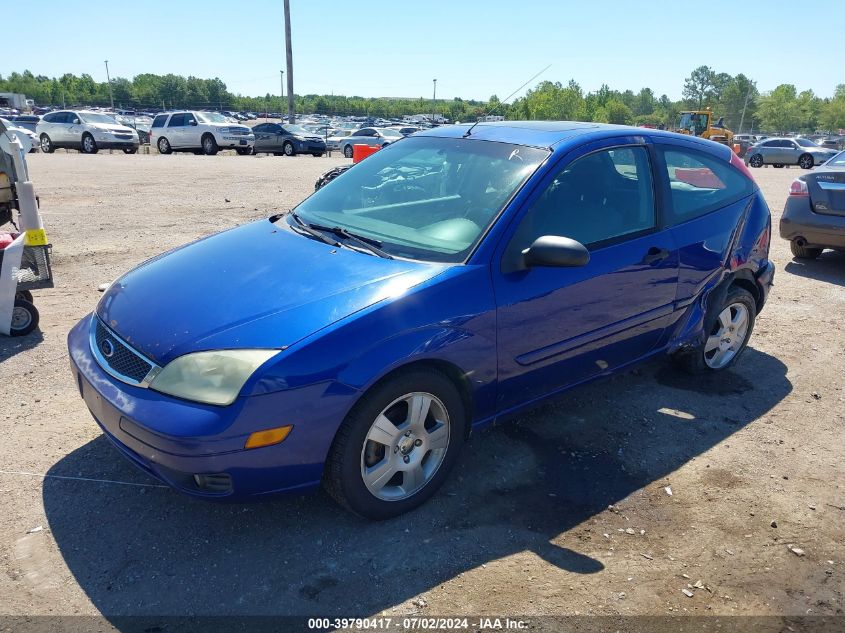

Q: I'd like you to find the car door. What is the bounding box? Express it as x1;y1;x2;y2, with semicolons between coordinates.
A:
50;112;74;143
251;123;266;151
66;113;85;145
165;113;188;148
493;139;678;411
356;128;376;147
783;140;802;165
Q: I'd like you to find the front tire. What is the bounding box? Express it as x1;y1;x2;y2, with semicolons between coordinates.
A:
749;154;763;168
343;144;354;159
157;137;172;154
282;141;295;156
81;133;98;154
323;368;466;519
10;299;39;336
202;134;219;155
39;134;55;153
790;240;823;259
798;154;814;170
672;286;756;374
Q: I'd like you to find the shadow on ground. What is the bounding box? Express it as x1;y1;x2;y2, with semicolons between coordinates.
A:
784;250;845;286
43;348;790;622
0;329;44;362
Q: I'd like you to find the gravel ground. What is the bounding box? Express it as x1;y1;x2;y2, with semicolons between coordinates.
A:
0;153;843;628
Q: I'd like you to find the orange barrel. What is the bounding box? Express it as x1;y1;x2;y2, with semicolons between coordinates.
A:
352;144;380;163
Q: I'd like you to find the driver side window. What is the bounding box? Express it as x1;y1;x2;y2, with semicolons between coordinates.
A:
504;146;655;269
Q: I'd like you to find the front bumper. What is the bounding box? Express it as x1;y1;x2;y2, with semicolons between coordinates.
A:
94;139;139;150
217;134;255;149
295;139;327;154
67;314;338;500
780;197;845;249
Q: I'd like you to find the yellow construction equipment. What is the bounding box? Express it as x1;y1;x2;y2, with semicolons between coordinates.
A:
674;108;734;145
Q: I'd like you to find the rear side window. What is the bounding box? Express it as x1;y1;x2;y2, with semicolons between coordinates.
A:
152;114;168;128
661;148;754;224
42;112;58;123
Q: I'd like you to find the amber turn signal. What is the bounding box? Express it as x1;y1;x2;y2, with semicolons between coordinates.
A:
244;425;293;449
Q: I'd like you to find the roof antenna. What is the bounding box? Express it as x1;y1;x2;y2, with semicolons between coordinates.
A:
463;64;552;138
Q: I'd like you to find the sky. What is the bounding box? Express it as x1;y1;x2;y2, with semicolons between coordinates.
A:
4;0;843;102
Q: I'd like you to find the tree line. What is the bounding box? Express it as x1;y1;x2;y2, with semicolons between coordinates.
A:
2;67;844;133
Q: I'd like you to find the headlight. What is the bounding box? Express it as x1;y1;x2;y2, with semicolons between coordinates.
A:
149;349;277;406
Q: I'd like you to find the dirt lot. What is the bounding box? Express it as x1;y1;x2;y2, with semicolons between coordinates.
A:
0;152;843;628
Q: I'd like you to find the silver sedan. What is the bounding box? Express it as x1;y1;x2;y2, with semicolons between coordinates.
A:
745;137;838;169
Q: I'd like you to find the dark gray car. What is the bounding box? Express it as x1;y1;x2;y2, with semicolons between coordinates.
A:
745;137;837;170
252;123;326;157
780;150;845;258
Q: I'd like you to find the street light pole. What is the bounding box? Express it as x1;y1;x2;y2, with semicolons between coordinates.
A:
280;70;284;116
104;60;115;111
283;0;295;124
432;78;437;123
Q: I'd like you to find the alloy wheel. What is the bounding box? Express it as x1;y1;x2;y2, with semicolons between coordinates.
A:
799;155;813;169
703;303;750;369
82;135;95;153
749;154;763;168
360;392;450;501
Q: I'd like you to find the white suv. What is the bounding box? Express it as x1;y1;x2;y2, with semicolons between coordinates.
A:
36;110;140;154
150;111;255;155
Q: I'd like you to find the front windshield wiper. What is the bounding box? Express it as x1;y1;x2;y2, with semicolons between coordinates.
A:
306;222;394;259
289;211;340;246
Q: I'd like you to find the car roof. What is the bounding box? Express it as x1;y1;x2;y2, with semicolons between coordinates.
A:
415;120;731;155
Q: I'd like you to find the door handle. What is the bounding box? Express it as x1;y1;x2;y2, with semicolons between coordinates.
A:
642;247;670;265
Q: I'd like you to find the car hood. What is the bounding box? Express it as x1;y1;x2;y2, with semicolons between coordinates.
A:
96;219;446;365
94;124;136;134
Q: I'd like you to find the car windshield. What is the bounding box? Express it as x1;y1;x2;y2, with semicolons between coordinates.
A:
196;112;229;124
79;112;118;125
795;138;818;148
284;125;311;135
828;151;845;166
285;136;548;262
381;129;402;137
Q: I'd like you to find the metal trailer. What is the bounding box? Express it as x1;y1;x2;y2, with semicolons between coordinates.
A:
0;120;53;336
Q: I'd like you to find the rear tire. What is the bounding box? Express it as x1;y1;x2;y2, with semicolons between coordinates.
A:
790;240;823;259
236;147;254;155
798;154;814;170
15;289;33;303
749;154;763;168
81;133;98;154
323;368;466;519
10;299;39;337
672;286;756;374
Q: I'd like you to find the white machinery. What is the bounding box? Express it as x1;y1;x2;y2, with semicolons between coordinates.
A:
0;120;52;336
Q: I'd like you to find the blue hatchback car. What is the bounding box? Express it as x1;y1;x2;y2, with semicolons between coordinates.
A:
68;122;774;518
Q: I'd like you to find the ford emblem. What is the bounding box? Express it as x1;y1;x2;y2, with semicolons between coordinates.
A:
101;339;115;358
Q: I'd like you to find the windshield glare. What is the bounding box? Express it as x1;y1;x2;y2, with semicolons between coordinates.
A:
196;112;229;124
80;112;118;125
287;137;548;262
795;138;818;148
381;129;402;137
284;125;310;135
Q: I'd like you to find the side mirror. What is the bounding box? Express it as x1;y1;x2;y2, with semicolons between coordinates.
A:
72;119;80;124
190;120;198;126
522;235;590;268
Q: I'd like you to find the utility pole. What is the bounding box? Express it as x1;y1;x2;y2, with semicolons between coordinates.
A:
104;60;115;111
432;78;437;123
283;0;295;124
738;82;755;134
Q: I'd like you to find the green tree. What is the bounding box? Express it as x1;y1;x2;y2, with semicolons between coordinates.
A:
756;84;802;133
683;65;716;109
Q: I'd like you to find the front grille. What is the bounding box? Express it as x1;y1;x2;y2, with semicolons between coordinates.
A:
230;127;251;135
93;319;153;383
